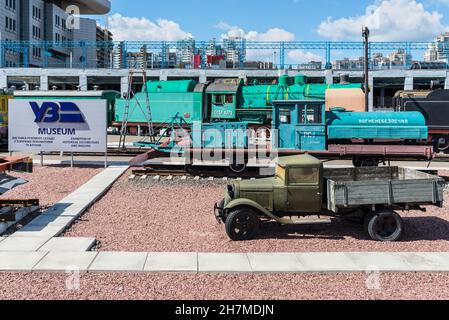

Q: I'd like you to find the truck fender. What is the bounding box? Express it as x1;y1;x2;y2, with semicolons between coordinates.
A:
224;199;282;222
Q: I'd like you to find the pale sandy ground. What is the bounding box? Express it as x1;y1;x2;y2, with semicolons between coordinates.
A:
1;273;449;300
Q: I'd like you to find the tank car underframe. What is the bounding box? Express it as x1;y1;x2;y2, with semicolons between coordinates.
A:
141;144;434;169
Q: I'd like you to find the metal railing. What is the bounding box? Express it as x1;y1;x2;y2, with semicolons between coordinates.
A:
0;40;447;70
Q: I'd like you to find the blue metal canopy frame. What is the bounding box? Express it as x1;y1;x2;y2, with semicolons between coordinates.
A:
0;40;446;70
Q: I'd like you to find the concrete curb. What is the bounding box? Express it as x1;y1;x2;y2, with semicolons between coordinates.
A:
2;251;449;274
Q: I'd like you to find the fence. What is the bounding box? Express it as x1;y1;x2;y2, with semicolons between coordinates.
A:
0;40;447;70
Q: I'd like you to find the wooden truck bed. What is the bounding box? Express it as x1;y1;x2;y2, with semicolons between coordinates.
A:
324;167;445;213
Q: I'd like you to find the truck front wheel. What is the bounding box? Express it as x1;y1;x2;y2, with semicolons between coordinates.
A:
225;208;260;241
364;210;403;242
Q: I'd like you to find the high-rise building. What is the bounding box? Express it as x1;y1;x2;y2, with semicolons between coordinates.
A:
424;32;449;63
223;37;246;67
112;41;124;69
72;17;97;68
332;57;364;70
424;43;438;62
206;38;217;56
21;0;45;67
0;0;21;67
96;24;112;68
387;48;411;65
176;38;195;65
0;0;111;67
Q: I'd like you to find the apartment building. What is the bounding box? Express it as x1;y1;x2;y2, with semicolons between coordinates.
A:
0;0;111;68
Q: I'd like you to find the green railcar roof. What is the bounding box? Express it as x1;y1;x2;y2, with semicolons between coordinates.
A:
145;80;197;93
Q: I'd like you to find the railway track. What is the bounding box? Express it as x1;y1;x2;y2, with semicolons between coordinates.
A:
132;164;264;179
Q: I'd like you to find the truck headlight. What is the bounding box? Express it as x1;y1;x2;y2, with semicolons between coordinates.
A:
227;184;235;199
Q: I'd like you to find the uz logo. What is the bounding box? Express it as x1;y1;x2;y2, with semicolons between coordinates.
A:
30;102;85;123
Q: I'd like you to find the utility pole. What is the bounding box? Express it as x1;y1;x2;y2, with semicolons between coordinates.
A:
363;26;370;112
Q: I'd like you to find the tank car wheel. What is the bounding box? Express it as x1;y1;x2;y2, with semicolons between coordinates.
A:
364;210;403;242
435;136;449;152
353;159;362;168
225;208;260;241
229;162;247;174
353;158;380;168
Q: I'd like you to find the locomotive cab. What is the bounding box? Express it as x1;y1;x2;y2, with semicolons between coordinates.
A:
206;79;243;121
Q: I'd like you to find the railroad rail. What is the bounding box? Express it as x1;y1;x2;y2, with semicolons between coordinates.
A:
132;164;264;179
0;199;40;222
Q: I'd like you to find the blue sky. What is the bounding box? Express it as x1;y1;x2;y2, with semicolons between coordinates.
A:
101;0;449;41
93;0;449;63
105;0;370;40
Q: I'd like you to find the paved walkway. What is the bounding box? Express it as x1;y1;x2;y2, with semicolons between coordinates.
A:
2;251;449;273
0;166;129;252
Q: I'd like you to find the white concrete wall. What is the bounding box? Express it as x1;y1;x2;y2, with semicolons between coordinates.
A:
1;68;449;110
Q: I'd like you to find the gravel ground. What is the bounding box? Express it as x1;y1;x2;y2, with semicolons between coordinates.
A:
64;169;449;253
0;272;449;300
1;166;103;208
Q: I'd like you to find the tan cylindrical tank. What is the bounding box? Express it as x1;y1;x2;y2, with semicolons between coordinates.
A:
325;88;366;112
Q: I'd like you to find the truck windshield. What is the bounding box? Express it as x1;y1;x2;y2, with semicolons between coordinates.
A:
289;167;319;184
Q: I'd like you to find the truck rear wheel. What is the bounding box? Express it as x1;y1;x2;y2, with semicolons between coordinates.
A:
364;210;403;242
225;208;260;241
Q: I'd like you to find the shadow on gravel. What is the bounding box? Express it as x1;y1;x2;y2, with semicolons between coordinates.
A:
402;216;449;242
254;216;449;242
257;219;366;241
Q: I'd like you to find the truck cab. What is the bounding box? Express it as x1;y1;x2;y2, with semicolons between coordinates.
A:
273;155;323;214
215;155;324;240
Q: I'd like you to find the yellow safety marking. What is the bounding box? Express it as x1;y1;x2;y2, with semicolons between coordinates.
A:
266;85;271;105
284;87;289;100
305;84;310;97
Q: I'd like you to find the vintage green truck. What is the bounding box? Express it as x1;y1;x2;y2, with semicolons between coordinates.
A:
214;155;445;242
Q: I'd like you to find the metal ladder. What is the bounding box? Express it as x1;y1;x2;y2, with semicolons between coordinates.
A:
118;46;155;150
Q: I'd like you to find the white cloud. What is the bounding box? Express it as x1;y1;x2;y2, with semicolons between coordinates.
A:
217;22;295;41
317;0;446;41
107;13;193;41
288;50;324;62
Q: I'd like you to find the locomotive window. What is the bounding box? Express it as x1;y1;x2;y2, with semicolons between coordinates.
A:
213;94;223;105
298;105;322;124
278;110;291;124
225;94;234;104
